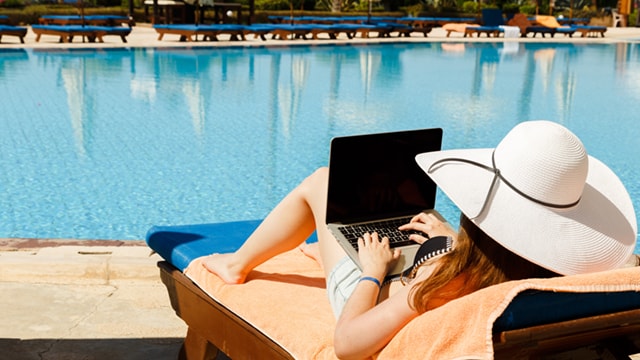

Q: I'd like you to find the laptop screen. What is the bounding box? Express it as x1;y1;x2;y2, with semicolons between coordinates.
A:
326;128;443;224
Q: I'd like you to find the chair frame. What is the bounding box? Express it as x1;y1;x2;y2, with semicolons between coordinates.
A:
159;260;640;359
0;26;27;44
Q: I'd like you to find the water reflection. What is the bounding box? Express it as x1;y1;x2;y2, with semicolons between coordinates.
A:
1;43;639;241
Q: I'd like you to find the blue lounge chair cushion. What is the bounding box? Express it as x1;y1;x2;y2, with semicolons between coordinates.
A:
146;220;317;271
32;24;91;32
494;289;640;332
147;220;640;336
573;24;606;31
32;24;130;35
154;24;246;31
0;25;27;33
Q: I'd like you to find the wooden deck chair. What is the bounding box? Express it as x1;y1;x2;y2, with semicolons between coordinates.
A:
154;24;246;42
507;13;557;37
0;24;28;44
147;221;640;359
32;24;131;43
535;15;606;38
465;9;505;37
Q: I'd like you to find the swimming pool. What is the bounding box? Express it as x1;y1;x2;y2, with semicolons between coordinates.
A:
1;42;639;252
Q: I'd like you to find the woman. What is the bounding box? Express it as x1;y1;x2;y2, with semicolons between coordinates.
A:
203;120;637;359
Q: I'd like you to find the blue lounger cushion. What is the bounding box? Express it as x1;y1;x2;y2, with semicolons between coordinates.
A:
494;289;640;332
0;25;27;33
148;220;640;335
146;220;640;348
32;24;92;32
146;220;318;271
146;220;262;271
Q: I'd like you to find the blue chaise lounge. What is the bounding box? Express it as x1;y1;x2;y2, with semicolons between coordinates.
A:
146;220;640;359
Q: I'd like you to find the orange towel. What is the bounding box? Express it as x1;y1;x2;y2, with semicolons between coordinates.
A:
442;23;478;34
185;249;640;359
535;15;571;29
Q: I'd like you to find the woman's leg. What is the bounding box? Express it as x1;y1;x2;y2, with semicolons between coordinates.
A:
203;167;347;283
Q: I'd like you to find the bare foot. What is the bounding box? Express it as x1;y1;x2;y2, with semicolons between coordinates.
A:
202;253;248;284
299;242;323;269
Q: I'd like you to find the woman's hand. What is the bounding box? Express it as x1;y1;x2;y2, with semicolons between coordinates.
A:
357;232;400;279
398;212;457;244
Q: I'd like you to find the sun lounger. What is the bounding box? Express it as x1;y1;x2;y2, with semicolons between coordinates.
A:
442;22;479;37
154;24;246;41
570;24;608;37
507;13;558;37
39;14;135;27
246;22;375;41
31;24;131;43
308;23;362;39
146;220;640;359
0;24;27;44
246;24;313;40
535;15;606;37
464;9;505;37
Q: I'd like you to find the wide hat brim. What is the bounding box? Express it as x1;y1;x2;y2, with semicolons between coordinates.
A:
416;148;637;275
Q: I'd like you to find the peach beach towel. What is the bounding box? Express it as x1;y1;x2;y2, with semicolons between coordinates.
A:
535;15;573;29
442;23;479;36
185;249;640;359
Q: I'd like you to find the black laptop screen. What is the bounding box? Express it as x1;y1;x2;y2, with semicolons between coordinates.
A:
326;128;443;224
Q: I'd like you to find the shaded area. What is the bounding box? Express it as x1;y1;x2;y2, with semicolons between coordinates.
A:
0;338;183;360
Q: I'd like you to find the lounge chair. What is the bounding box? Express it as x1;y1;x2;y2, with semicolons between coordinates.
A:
308;23;366;40
31;24;131;43
39;14;135;27
535;15;606;37
465;9;506;37
146;220;640;359
0;24;28;44
154;24;246;42
442;22;479;37
507;13;561;38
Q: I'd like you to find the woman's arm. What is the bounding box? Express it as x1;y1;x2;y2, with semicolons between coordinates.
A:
333;233;418;360
334;282;417;359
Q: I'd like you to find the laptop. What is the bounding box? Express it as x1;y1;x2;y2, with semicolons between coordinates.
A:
326;128;450;277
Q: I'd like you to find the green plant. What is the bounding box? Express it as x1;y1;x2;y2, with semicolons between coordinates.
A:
256;0;290;10
502;3;519;13
0;0;24;8
403;2;422;16
519;3;536;14
461;0;477;13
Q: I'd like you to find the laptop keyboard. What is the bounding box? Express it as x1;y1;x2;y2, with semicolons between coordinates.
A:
337;216;424;248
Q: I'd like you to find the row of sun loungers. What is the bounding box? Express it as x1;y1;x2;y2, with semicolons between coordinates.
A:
0;14;27;43
153;21;427;42
0;12;609;44
152;12;607;43
31;24;132;43
448;10;607;38
0;14;134;44
38;14;135;27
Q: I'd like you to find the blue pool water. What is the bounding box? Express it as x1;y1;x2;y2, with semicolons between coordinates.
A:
1;42;640;252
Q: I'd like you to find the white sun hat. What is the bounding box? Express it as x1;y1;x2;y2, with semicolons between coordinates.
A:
416;120;637;275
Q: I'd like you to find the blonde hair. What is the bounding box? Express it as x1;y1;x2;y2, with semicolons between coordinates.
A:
410;215;558;313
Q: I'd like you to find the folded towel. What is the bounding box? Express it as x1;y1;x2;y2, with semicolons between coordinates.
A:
185;249;640;359
499;25;521;38
535;15;572;29
442;23;478;34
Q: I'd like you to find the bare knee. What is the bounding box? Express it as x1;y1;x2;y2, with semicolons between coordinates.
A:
300;167;328;190
297;167;329;207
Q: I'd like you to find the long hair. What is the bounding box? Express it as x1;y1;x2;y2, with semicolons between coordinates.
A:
410;214;558;313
